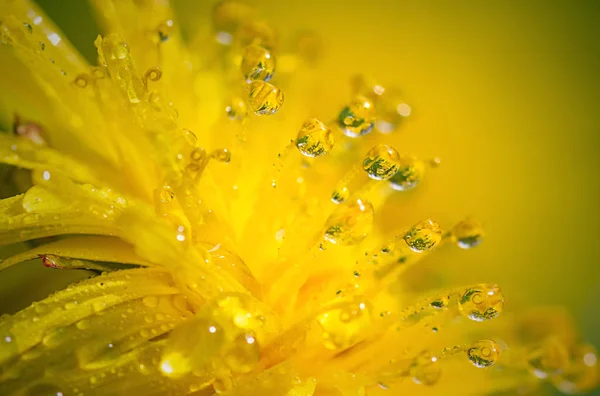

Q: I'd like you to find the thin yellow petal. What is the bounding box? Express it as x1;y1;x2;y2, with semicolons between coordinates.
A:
0;236;152;271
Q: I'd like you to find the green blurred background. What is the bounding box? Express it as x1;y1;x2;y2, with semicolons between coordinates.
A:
10;0;600;393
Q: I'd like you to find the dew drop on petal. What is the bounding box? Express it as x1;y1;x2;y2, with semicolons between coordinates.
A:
316;298;372;350
337;95;375;137
389;155;424;191
467;339;500;368
451;218;484;249
247;80;284;116
458;284;504;322
324;198;374;245
241;44;275;82
403;219;442;253
410;351;441;385
362;144;401;180
296;118;334;157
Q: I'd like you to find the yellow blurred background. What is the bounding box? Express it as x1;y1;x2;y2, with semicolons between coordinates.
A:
4;1;599;393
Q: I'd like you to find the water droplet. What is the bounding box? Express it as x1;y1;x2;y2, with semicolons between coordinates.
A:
467;339;500;368
403;219;442;253
92;300;107;313
337;95;375;137
316;298;372;350
33;302;49;314
527;338;570;379
241;44;275;82
324;198;374;245
410;351;441;385
451;218;484;249
430;295;450;309
161;318;224;376
458;284;504;322
389;155;424;191
157;20;174;42
225;96;248;120
143;296;159;308
39;41;45;51
159;186;175;203
190;147;207;162
211;148;231;163
362;144;401;180
247;80;284;115
331;186;349;204
296;118;334;157
76;318;90;330
23;22;32;33
223;331;260;373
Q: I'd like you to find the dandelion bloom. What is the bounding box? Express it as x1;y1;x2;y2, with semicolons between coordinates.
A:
0;1;598;395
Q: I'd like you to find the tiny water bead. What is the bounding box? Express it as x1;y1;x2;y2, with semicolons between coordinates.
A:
389;155;424;191
331;186;349;204
362;144;401;180
156;20;174;43
247;80;284;116
403;219;442;253
158;185;175;203
316;299;372;350
324;198;374;246
211;148;232;163
225;96;248;120
191;148;207;162
295;118;334;157
458;284;505;322
467;339;500;368
451;218;484;249
410;351;441;386
527;337;570;379
240;44;275;82
337;95;376;137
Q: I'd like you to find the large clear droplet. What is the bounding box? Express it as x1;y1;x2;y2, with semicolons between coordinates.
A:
467;339;500;368
451;218;484;249
324;198;374;245
316;298;372;350
458;284;504;322
240;44;275;82
410;351;441;385
403;219;442;253
296;118;334;157
337;95;375;137
247;80;284;116
389;155;424;191
362;144;401;180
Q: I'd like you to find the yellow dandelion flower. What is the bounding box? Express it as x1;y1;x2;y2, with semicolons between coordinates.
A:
0;1;598;395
